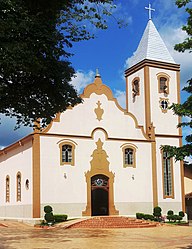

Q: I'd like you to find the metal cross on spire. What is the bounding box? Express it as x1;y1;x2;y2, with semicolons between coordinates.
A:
145;3;155;20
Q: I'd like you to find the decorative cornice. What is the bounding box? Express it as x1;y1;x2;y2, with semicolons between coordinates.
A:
81;76;114;100
125;59;180;77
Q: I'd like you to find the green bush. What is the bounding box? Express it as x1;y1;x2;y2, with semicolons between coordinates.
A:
153;206;162;221
177;215;183;223
144;214;154;221
153;206;162;215
54;214;68;223
136;213;145;219
179;211;185;218
172;215;180;222
167;210;174;216
44;205;53;214
45;212;55;223
167;214;174;222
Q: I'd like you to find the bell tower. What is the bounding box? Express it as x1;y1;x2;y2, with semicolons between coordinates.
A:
125;6;185;211
125;12;180;138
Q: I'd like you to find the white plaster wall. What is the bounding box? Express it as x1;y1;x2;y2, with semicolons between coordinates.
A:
40;132;153;215
48;93;145;140
156;137;182;213
149;68;179;135
40;136;93;204
127;68;146;128
0;141;33;217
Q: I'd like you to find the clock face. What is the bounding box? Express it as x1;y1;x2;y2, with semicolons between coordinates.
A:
95;179;103;186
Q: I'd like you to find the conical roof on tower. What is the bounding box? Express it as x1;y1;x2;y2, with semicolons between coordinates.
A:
129;19;176;67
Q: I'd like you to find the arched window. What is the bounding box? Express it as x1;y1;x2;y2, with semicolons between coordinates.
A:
125;148;133;165
16;172;21;202
59;141;76;166
122;145;136;168
157;74;170;94
132;77;140;97
162;151;174;198
62;145;72;163
6;176;10;203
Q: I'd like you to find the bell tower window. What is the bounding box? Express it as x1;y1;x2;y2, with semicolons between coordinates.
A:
157;73;170;94
132;77;140;98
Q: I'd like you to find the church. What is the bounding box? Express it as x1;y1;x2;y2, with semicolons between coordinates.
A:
0;15;186;220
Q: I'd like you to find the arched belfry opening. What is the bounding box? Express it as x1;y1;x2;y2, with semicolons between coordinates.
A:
82;139;119;216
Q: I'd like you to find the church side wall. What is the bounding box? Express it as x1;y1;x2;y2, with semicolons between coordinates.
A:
40;135;153;217
156;137;183;213
0;141;33;218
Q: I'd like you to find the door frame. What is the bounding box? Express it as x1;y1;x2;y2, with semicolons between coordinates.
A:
82;170;119;216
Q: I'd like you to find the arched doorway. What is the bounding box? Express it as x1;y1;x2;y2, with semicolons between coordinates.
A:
91;174;109;216
82;138;119;216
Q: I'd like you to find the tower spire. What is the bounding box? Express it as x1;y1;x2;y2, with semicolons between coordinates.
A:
145;3;155;20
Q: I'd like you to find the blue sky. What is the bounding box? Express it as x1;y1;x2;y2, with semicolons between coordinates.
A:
0;0;191;153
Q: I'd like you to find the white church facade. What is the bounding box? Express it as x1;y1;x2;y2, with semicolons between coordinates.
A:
0;19;185;219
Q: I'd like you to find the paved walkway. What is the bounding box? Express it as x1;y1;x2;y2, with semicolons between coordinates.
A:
0;220;192;249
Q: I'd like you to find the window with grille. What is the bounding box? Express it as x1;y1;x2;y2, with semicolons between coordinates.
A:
62;145;72;163
6;176;10;202
125;148;133;165
17;172;21;202
59;142;75;166
163;152;174;198
122;146;136;168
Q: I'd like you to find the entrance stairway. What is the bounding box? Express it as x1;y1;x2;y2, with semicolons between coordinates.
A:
67;216;159;229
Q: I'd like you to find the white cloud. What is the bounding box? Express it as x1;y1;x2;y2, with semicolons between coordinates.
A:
70;70;95;93
159;26;191;87
114;90;126;108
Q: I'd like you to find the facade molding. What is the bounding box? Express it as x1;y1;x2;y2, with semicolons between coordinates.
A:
125;59;180;77
32;133;41;218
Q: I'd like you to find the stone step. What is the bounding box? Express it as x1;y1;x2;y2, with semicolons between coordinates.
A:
67;216;159;229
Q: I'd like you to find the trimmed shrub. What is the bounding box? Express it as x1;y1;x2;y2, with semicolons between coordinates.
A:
179;211;185;218
167;210;174;216
153;206;162;221
167;214;174;222
144;214;154;221
177;215;182;223
136;213;145;219
45;212;55;223
172;215;180;222
54;214;68;223
44;205;53;214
